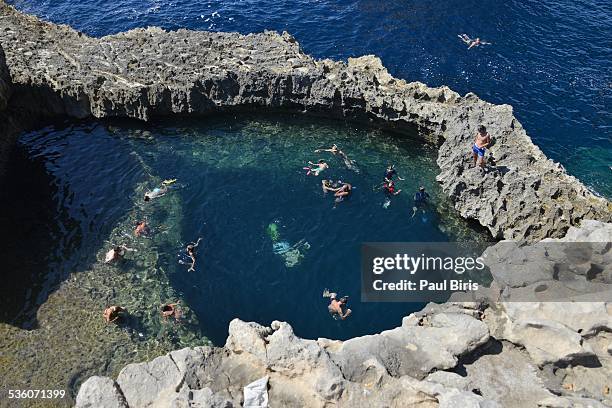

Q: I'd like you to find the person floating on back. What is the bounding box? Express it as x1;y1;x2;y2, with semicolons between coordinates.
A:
103;305;126;324
412;186;430;217
144;185;168;202
315;144;359;173
185;237;202;272
323;289;352;320
472;125;491;168
458;34;491;49
304;159;329;176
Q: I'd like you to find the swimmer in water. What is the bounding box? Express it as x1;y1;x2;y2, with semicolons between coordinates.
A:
326;292;352;320
334;182;352;204
105;245;126;263
144;185;168;202
186;237;202;272
134;220;150;237
321;179;340;194
315;144;359;173
384;164;404;181
412;186;431;217
103;305;126;324
304;159;329;176
383;179;402;197
458;34;491;49
161;301;181;322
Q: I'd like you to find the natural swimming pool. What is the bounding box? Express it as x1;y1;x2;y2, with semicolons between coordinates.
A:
1;114;490;349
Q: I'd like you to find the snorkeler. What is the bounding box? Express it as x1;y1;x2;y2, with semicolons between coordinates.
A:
161;301;181;322
104;245;133;264
382;178;401;209
412;186;431;217
323;290;352;320
334;182;352;204
472;125;492;168
458;34;491;49
103;305;126;324
383;179;401;197
134;220;150;237
144;185;169;202
315;144;359;173
186;237;202;272
384;164;404;181
304;159;329;176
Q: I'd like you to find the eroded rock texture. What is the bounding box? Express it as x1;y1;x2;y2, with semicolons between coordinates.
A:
0;1;609;240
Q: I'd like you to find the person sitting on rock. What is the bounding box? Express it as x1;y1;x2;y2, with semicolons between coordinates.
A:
304;159;329;176
103;305;126;324
412;186;430;217
472;125;491;168
327;293;352;320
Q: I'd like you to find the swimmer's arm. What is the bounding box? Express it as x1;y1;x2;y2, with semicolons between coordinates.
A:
192;237;202;248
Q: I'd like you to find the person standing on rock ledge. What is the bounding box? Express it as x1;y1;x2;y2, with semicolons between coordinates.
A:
472;125;491;168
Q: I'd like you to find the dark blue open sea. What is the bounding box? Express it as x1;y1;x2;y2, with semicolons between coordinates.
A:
2;1;610;347
8;0;612;196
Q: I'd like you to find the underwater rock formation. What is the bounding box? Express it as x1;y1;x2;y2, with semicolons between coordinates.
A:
0;1;609;241
76;220;612;407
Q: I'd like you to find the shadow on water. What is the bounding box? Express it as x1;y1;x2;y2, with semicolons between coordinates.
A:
0;143;69;328
0;120;145;329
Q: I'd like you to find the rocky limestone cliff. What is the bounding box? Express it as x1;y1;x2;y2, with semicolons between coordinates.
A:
0;44;16;178
76;221;612;408
0;1;609;241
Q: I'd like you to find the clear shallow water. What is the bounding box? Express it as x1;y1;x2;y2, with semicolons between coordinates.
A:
5;115;488;345
7;0;611;197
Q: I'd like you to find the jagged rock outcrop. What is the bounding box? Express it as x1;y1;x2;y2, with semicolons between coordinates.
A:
77;221;612;407
0;1;609;241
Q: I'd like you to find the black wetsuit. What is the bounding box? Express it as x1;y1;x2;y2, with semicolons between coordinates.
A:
414;190;430;207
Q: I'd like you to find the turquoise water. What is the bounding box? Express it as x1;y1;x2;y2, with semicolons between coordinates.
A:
7;0;611;197
4;115;489;345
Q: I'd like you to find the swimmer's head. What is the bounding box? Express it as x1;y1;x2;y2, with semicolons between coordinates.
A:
144;194;150;202
318;159;325;164
419;186;425;191
478;125;487;133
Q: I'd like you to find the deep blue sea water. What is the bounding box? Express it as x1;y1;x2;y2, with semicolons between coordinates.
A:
7;0;612;197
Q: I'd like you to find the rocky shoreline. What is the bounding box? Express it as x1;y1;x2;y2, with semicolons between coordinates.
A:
0;1;609;241
0;2;610;407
